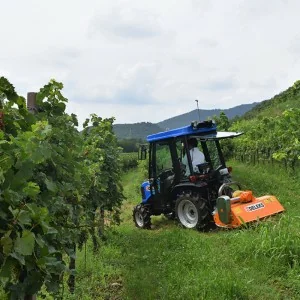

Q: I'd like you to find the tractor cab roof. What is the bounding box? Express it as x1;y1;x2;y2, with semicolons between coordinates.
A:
147;120;243;142
195;131;243;141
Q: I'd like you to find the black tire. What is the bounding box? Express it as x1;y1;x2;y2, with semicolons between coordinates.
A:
175;191;211;230
133;204;151;229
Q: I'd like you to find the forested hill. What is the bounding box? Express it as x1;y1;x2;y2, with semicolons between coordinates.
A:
114;80;300;141
113;122;162;140
157;103;257;130
242;80;300;120
113;103;257;140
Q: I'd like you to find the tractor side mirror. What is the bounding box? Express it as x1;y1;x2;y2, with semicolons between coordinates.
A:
138;145;147;160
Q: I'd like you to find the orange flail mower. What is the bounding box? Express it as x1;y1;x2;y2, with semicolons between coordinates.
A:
213;185;285;228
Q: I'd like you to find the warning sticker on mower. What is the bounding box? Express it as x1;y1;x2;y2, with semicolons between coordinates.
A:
245;202;265;212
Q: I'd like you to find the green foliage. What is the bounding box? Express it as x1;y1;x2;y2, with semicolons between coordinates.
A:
231;108;300;170
243;80;300;120
214;111;230;131
213;112;234;160
230;80;300;170
82;113;124;215
117;138;143;152
0;77;124;298
120;153;138;172
156;146;173;172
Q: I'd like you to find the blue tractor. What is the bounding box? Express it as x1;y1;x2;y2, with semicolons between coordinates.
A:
133;120;243;230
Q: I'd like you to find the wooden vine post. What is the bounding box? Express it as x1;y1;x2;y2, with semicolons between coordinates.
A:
22;92;37;300
0;93;4;130
0;111;4;130
27;92;37;114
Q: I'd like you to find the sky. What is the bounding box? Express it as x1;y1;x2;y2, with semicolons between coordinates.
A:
1;0;300;126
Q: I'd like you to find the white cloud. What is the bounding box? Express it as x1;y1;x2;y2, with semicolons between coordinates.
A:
89;7;162;39
1;0;300;126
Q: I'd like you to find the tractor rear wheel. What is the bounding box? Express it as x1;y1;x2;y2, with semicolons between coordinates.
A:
175;191;211;230
133;204;151;229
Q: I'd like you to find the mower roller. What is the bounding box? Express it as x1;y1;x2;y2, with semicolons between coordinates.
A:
134;120;284;230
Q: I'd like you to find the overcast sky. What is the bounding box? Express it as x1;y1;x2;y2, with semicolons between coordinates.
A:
1;0;299;125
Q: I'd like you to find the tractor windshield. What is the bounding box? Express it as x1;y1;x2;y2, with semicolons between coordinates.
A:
177;131;243;175
155;143;173;174
204;140;223;169
176;138;206;176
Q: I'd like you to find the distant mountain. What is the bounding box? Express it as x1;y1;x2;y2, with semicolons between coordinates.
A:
113;122;162;140
157;103;258;130
113;103;258;140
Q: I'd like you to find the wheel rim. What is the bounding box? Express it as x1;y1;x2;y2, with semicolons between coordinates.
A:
135;210;144;227
177;199;198;228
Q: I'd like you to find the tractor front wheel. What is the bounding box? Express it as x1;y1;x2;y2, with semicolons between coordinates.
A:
175;191;211;230
133;204;151;229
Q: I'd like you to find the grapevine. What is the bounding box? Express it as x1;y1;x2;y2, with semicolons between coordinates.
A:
231;109;300;170
0;77;124;298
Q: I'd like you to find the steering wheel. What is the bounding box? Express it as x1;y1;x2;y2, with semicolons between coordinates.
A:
196;162;210;174
158;168;174;180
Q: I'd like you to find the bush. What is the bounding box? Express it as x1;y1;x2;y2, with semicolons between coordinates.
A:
120;153;138;172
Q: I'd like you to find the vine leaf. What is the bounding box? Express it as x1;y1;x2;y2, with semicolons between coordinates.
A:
10;252;25;265
14;230;35;256
23;182;40;198
45;178;57;193
1;236;13;255
41;221;58;234
17;210;32;225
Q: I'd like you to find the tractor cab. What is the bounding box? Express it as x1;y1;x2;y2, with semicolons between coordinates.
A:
134;120;243;229
134;120;284;230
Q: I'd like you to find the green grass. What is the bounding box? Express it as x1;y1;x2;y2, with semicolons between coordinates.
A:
59;161;300;299
2;161;300;299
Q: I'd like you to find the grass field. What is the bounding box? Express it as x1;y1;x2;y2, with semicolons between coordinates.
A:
2;161;300;299
60;160;300;300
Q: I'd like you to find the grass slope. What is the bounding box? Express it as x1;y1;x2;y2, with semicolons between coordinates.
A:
61;161;300;300
242;80;300;120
